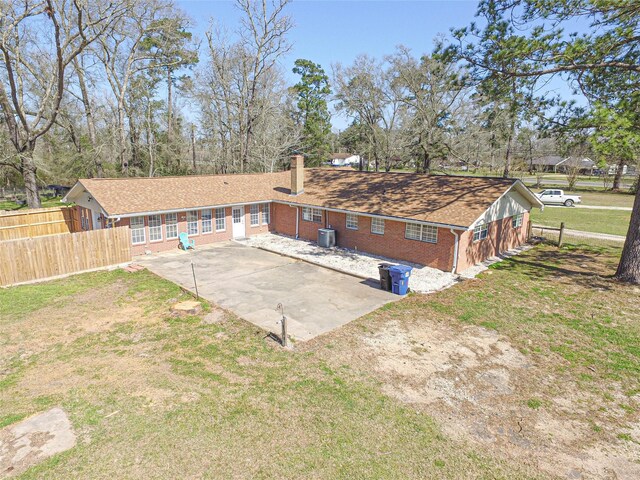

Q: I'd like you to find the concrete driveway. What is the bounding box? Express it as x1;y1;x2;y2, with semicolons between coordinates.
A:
137;242;397;341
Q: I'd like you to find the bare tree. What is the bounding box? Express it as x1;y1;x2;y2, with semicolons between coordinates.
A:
195;0;295;173
333;55;404;172
388;47;469;174
0;0;129;207
95;0;191;175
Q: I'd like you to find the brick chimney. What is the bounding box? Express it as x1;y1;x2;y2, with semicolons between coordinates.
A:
290;154;304;195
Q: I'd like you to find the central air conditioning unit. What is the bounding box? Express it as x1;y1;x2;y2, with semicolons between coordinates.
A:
318;228;336;248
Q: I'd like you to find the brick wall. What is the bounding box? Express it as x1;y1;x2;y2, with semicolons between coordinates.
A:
118;204;272;256
120;200;530;269
270;202;325;239
456;211;530;272
271;202;456;271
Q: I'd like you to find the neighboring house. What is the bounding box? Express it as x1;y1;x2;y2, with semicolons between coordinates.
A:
63;156;543;274
530;155;564;172
329;153;360;167
531;155;596;174
556;156;596;175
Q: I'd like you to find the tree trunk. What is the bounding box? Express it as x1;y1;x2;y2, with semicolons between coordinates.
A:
419;146;431;175
147;104;155;177
167;68;173;145
74;57;102;178
118;105;128;175
128;110;140;171
612;157;625;191
21;145;41;208
615;185;640;283
503;118;515;178
191;124;197;172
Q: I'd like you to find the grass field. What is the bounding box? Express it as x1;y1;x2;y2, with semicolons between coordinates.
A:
530;206;631;236
2;246;639;478
567;190;635;207
307;244;640;477
0;269;539;479
0;196;63;211
523;187;635;208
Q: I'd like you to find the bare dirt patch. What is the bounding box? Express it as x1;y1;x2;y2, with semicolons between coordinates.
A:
1;280;149;363
308;313;640;479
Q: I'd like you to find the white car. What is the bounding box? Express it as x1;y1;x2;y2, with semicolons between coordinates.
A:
536;189;582;207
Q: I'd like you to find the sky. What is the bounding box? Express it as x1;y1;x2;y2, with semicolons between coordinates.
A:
176;0;579;131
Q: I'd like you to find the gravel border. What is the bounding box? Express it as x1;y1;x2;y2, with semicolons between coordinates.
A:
244;233;534;294
244;233;459;294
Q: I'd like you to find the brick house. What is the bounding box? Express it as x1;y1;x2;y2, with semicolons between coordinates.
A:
63;156;543;273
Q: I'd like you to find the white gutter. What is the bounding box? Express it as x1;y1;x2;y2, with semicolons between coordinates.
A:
295;206;299;239
450;228;460;274
276;200;468;230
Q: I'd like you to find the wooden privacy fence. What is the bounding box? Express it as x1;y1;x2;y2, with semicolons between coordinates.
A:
0;227;131;287
0;206;80;241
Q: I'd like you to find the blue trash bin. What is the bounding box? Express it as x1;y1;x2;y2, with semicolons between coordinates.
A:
389;265;413;295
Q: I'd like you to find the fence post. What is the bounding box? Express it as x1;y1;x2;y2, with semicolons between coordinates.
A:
558;222;565;247
527;220;533;241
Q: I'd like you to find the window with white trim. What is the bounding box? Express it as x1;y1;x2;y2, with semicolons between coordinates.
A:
148;214;162;242
261;203;270;224
250;204;260;226
187;210;198;236
512;213;523;228
202;209;213;234
130;216;145;244
302;206;322;223
473;223;489;242
346;213;358;230
215;208;226;231
371;217;385;235
405;222;438;243
165;213;178;239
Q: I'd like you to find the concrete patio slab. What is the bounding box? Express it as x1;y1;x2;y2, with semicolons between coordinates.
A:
0;408;76;478
137;242;398;341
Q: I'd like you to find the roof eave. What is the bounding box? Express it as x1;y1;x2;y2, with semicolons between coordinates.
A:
513;179;544;209
274;199;468;230
61;180;84;203
62;180;110;217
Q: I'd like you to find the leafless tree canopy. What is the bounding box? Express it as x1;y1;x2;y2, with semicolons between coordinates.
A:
1;0;637;209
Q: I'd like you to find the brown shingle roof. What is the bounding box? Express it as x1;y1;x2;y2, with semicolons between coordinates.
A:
71;169;524;228
294;170;517;227
76;171;292;216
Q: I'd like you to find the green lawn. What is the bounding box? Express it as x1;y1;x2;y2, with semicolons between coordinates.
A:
430;245;640;386
569;190;635;207
524;188;635;208
2;246;638;478
0;269;538;479
530;206;631;236
307;244;640;477
0;196;64;211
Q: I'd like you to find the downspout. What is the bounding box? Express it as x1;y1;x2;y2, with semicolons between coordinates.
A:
295;207;299;239
450;228;460;274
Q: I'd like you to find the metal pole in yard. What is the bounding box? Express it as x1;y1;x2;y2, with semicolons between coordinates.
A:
191;261;199;300
558;222;565;248
277;303;287;347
